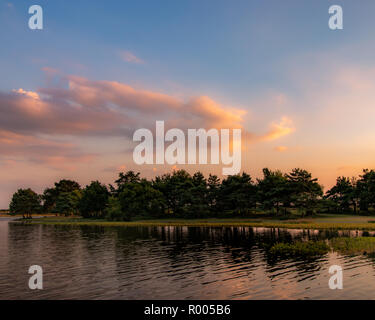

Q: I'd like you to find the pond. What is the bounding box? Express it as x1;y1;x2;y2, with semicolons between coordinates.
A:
0;220;374;299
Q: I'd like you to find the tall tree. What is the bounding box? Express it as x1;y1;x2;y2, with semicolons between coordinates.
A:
220;172;257;216
9;188;42;218
325;176;357;213
189;172;209;218
117;179;165;221
110;171;141;195
286;168;323;216
207;174;221;213
55;190;82;216
42;179;81;213
154;170;193;217
42;187;59;213
54;179;81;193
79;181;109;218
356;169;375;212
257;168;289;215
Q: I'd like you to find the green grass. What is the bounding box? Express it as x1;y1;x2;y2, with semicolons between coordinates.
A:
330;237;375;254
14;214;375;231
269;237;375;257
269;241;330;257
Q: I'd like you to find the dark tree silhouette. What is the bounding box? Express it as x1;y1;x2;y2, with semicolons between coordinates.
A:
12;167;375;220
79;181;109;218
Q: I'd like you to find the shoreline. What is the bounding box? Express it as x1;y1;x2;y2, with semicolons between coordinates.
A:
12;215;375;231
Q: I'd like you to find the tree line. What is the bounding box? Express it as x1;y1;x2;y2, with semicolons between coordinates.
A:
8;168;375;220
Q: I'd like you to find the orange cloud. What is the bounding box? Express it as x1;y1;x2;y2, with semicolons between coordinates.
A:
262;116;295;141
274;146;288;152
12;88;40;100
186;96;246;129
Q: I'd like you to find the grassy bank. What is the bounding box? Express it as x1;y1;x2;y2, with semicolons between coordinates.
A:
0;214;57;218
269;241;330;256
270;237;375;257
15;214;375;230
330;237;375;254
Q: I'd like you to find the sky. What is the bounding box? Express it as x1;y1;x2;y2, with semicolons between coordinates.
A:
1;0;375;207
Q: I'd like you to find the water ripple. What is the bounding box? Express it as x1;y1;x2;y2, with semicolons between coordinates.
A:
1;222;375;299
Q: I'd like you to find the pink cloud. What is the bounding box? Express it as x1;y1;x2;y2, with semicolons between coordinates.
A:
0;129;96;170
0;72;295;177
12;88;40;100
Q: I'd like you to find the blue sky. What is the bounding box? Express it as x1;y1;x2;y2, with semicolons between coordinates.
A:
2;0;375;207
2;0;371;105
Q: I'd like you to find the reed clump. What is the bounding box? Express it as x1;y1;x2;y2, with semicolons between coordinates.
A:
269;241;330;257
330;237;375;254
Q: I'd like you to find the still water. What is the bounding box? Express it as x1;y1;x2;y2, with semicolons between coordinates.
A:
1;219;375;299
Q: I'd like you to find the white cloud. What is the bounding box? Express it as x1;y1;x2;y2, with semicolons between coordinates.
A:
119;50;144;64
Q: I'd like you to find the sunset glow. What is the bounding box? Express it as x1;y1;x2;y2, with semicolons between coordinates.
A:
1;0;375;207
